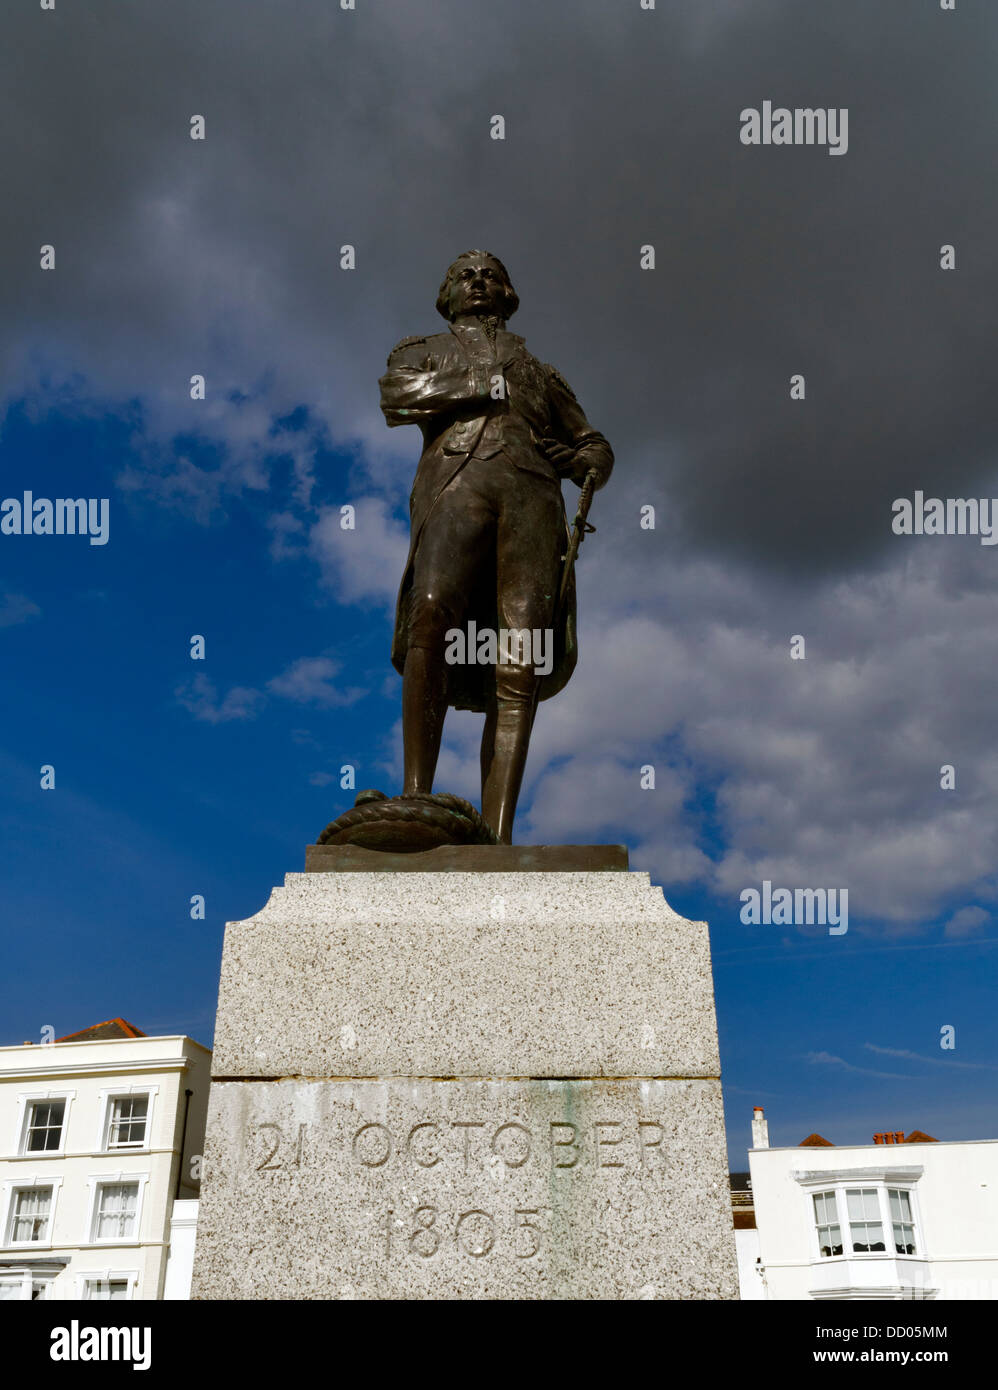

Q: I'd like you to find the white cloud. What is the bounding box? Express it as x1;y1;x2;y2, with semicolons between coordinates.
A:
7;0;998;937
266;656;364;708
806;1051;912;1081
176;657;365;723
944;906;990;939
175;674;265;724
309;498;409;608
0;592;41;628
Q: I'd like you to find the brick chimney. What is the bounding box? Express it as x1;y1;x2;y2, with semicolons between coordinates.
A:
752;1106;770;1149
873;1131;905;1145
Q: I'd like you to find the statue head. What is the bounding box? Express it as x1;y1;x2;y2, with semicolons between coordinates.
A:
436;250;519;323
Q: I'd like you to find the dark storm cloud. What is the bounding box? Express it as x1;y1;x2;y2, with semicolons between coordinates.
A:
5;0;997;573
3;0;998;924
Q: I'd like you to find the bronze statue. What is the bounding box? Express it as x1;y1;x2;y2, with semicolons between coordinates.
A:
319;251;612;850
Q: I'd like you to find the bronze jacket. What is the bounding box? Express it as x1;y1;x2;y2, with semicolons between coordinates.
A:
379;321;613;711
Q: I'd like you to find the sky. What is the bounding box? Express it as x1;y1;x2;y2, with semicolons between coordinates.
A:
1;0;996;1166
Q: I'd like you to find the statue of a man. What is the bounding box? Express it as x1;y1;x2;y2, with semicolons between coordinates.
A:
379;250;613;843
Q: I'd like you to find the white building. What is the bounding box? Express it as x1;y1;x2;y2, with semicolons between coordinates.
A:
729;1169;765;1300
161;1199;199;1301
745;1106;998;1300
0;1019;210;1300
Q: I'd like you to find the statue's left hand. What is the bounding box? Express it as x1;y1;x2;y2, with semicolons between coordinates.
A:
539;437;611;489
538;435;576;470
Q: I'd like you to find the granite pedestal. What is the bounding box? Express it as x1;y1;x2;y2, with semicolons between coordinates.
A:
191;846;738;1300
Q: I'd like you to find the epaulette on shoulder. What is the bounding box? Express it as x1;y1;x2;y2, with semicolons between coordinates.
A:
387;334;427;364
546;365;578;399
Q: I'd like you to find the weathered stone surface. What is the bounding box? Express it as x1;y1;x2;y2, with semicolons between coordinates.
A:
210;870;720;1080
194;862;737;1298
190;1077;737;1300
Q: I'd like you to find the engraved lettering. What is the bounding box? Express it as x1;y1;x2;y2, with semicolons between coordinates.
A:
353;1122;392;1167
490;1121;531;1168
515;1208;543;1258
254;1122;282;1171
594;1121;624;1167
550;1121;580;1168
409;1205;439;1257
638;1120;666;1169
451;1120;485;1171
455;1209;495;1257
406;1121;441;1168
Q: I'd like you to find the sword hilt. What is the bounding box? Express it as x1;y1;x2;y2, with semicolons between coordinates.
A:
573;469;599;533
556;468;601;617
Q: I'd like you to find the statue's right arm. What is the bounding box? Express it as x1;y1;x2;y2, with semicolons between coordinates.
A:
379;342;492;427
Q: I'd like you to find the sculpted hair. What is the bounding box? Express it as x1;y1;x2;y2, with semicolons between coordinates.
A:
436;250;519;321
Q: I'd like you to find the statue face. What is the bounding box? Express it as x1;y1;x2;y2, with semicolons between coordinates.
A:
446;257;507;319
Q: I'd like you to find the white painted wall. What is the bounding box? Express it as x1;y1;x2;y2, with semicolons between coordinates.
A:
748;1138;998;1300
735;1227;766;1299
162;1199;198;1300
0;1036;210;1300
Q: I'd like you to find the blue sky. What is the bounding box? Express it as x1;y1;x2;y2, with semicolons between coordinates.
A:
2;0;997;1169
3;403;995;1168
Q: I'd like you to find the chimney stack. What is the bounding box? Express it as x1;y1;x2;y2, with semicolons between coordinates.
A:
752;1106;770;1149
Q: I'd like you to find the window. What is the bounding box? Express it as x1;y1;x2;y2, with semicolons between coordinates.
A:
92;1182;139;1241
846;1188;886;1252
813;1190;843;1257
23;1100;66;1153
807;1179;920;1260
890;1188;917;1255
105;1096;149;1150
0;1271;55;1300
14;1092;74;1156
83;1278;130;1300
98;1089;154;1152
7;1186;53;1244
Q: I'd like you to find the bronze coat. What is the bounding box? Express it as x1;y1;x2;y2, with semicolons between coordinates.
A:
379;322;613;712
